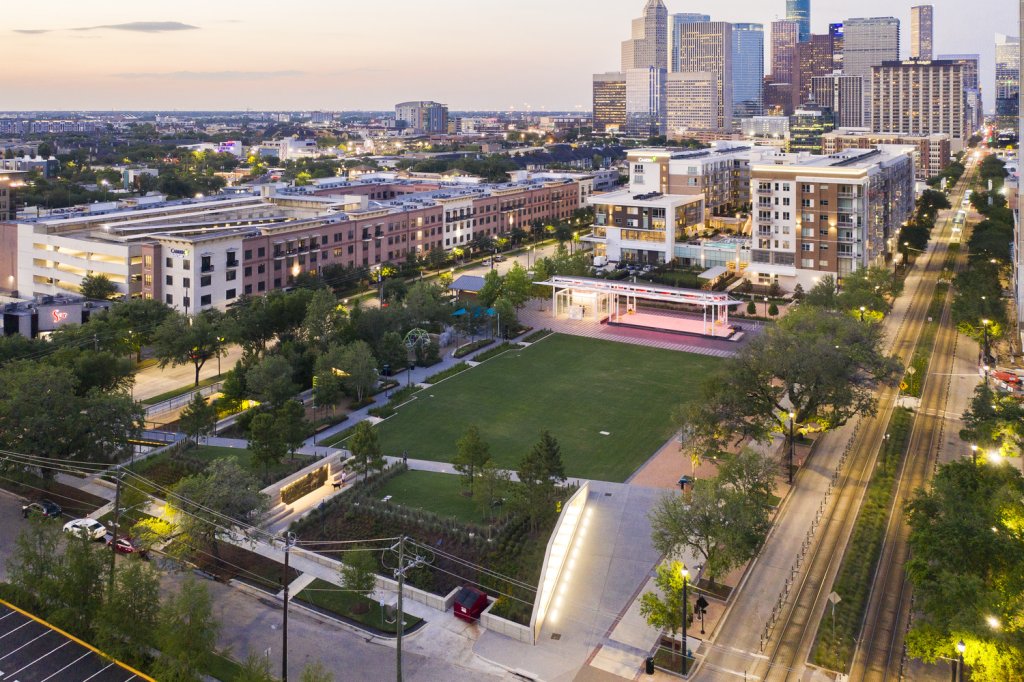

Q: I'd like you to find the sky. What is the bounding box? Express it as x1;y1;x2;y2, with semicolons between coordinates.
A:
1;0;1016;112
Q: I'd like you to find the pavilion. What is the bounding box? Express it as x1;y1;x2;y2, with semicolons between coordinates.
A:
537;275;743;339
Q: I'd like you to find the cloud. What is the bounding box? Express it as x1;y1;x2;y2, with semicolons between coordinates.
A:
15;21;198;35
74;21;199;33
114;70;304;81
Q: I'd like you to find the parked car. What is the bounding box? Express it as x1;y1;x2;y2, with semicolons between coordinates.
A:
481;258;493;266
106;535;149;559
22;499;62;519
493;254;506;262
453;585;489;622
63;518;107;541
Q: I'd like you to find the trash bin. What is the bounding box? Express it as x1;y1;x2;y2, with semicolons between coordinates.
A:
645;656;655;675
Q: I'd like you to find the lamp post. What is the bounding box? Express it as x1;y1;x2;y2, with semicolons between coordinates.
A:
788;412;796;484
981;318;991;365
680;564;690;677
859;306;866;322
956;640;965;682
216;336;224;376
763;296;769;317
971;444;978;465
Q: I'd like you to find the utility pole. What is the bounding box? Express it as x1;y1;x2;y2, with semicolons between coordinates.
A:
108;471;122;595
388;536;431;682
282;532;295;681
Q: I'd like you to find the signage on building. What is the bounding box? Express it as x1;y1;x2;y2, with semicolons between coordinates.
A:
170;248;189;257
50;309;68;324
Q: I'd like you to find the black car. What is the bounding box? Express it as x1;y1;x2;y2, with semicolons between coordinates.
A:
22;499;62;519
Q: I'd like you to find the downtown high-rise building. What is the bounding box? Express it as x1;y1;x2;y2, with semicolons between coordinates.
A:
797;34;835;106
786;0;811;43
732;23;765;119
871;59;968;151
622;0;669;71
812;73;865;127
829;23;845;70
394;101;448;134
938;54;984;131
665;72;720;134
625;67;666;137
769;20;800;114
671;11;712;59
843;17;900;125
593;73;627;132
995;33;1021;121
673;21;734;130
910;5;934;60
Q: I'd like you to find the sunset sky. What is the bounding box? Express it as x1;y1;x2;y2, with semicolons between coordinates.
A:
3;0;1014;111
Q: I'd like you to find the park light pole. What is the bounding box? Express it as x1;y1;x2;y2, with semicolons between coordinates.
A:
763;296;769;317
971;444;978;465
956;640;965;682
680;564;689;677
981;318;991;365
788;412;796;484
859;306;866;322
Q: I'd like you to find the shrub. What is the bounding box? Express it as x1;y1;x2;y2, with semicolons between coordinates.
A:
423;363;470;384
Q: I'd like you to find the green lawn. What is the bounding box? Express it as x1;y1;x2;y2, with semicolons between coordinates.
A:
294;578;423;635
375;470;484;523
376;334;723;481
130;444;312;487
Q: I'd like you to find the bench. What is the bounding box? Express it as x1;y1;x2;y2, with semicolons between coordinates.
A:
382;495;393;503
314;424;331;434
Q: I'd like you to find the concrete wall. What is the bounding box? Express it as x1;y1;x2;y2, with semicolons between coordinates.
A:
530;481;591;642
373;576;460;613
480;598;534;644
261;452;344;506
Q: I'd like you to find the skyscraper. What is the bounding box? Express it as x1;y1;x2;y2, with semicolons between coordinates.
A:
910;5;934;61
593;73;627;132
829;23;845;70
769;20;800;114
671;14;712;72
797;35;834;106
625;67;666;137
786;0;811;43
995;34;1021;121
732;23;765;119
666;72;720;134
811;73;864;127
674;21;734;130
939;54;983;131
843;17;900;125
872;60;968;151
622;0;669;71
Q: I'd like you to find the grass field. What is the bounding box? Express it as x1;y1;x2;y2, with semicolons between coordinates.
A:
374;470;484;523
130;445;311;487
376;334;723;481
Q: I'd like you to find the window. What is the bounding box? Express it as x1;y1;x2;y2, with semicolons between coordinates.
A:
258;281;266;292
820;260;829;267
200;275;211;287
801;199;814;208
801;184;813;193
144;255;153;267
183;277;190;288
820;200;829;207
200;294;212;306
244;250;252;260
226;270;237;281
144;274;152;285
802;258;815;268
802;213;814;223
244;266;252;277
273;278;281;288
244;284;252;295
820;244;829;250
258;264;266;274
165;294;173;304
165;275;173;286
183;260;190;270
226;289;236;300
257;247;266;258
165;257;173;268
802;243;814;252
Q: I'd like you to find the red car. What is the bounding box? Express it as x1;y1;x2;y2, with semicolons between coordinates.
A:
453;586;488;622
106;535;149;559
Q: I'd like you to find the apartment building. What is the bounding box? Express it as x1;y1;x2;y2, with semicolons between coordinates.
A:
0;177;581;313
395;101;449;135
820;128;951;180
586;189;705;265
665;72;719;134
871;59;968;152
811;72;865;127
748;145;915;290
625;142;753;218
0;170;24;222
593;73;627;132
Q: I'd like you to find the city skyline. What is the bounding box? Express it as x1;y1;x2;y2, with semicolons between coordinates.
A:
1;0;1014;111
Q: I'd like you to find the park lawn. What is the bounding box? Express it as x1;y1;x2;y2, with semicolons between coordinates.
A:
374;470;484;524
130;444;311;488
294;578;422;635
376;334;723;482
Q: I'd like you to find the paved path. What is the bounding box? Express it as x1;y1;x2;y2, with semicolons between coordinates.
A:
133;344;245;403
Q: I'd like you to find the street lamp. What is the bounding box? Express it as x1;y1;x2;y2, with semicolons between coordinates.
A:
859;306;866;322
788;412;796;484
970;444;978;465
956;640;965;682
981;318;991;365
763;296;769;317
680;564;690;677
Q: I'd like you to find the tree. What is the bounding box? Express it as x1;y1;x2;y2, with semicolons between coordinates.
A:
339;549;379;614
905;460;1024;681
746;300;756;316
685;306;900;455
246;354;298;408
453;425;492;494
235;652;276;682
7;518;64;616
378;331;409;375
493;297;517;338
426;246;447;274
249;412;286;477
474;459;511;520
405;281;446;326
276;399;308;459
168;459;269;558
179;392;217;447
478;269;504;308
803;275;840;311
302;287;344;350
152;310;227;386
516;431;567;530
349;421;384;476
959;383;1024;458
153;577;220;682
767;302;779;318
338;341;378;404
649;474;770;585
639;560;693;645
95;560;161;668
503;263;532;311
79;273;120;300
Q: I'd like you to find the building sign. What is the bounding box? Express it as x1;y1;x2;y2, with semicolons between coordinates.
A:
50;309;69;324
170;248;189;257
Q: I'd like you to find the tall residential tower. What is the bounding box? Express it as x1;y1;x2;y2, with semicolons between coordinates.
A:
910;5;934;61
843;17;900;125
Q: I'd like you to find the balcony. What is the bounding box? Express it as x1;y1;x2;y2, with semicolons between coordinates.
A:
225;259;239;269
200;263;215;273
756;186;773;195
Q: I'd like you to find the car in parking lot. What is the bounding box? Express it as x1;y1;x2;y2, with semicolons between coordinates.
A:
493;254;506;262
22;499;62;519
106;535;149;559
63;518;108;541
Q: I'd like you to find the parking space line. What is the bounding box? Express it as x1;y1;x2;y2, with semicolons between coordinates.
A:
39;652;91;682
5;641;69;679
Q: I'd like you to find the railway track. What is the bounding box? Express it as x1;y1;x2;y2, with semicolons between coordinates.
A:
756;162;975;682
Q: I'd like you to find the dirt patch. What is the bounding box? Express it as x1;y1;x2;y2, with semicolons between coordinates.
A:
628;436;723;488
